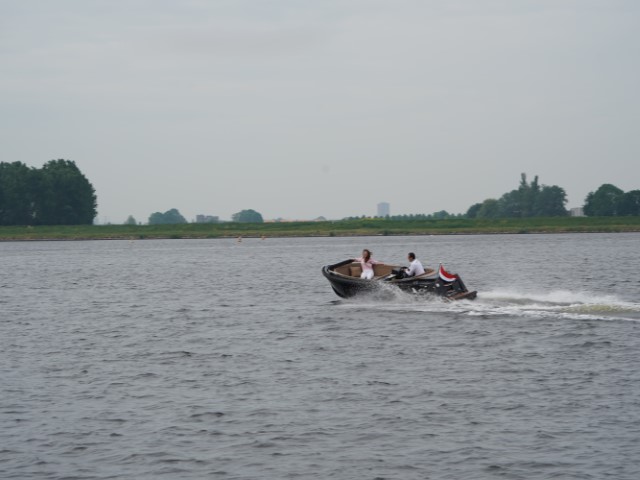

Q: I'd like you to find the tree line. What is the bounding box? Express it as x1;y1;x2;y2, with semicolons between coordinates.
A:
466;174;569;219
364;174;639;221
142;176;638;225
583;184;640;216
2;161;637;227
0;160;97;225
145;208;264;225
357;174;567;221
465;175;639;218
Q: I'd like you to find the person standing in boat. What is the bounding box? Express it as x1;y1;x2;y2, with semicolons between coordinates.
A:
354;249;381;280
404;252;425;277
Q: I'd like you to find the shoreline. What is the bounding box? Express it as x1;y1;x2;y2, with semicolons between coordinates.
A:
0;219;639;242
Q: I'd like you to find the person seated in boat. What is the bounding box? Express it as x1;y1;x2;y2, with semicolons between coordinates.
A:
353;249;381;280
403;252;425;277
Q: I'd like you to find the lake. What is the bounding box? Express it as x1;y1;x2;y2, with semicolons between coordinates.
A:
2;233;640;479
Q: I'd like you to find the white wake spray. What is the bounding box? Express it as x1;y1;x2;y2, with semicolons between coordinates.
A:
337;288;640;322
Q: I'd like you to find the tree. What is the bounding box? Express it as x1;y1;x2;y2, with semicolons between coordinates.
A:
617;190;640;216
467;173;567;218
583;184;624;216
466;203;482;218
124;215;137;225
0;159;96;225
148;208;187;225
148;212;165;224
519;173;540;218
498;189;522;217
34;159;97;225
476;199;501;218
497;173;542;218
432;210;450;219
232;209;264;223
0;162;36;225
534;185;568;216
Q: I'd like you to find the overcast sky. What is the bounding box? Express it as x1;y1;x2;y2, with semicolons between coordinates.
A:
1;0;638;223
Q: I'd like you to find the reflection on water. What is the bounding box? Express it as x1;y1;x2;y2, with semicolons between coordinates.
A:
1;233;639;479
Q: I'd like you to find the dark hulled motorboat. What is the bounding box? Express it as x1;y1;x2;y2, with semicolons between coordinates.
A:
321;259;477;300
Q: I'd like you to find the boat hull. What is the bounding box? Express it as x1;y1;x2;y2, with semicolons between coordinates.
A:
322;260;477;300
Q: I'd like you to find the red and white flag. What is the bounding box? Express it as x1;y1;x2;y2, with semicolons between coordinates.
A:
438;264;458;282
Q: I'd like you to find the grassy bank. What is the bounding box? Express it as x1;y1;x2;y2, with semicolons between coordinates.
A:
0;217;639;241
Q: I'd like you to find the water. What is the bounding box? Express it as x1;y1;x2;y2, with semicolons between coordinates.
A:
1;233;640;479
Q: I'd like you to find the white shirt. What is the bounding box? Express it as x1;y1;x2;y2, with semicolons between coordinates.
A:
406;258;425;277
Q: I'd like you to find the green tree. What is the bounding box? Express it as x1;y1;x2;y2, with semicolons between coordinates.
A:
124;215;137;225
520;173;540;217
148;208;187;225
476;199;501;218
583;184;624;216
0;159;96;225
34;159;97;225
468;173;567;218
498;189;522;217
497;173;541;217
617;190;640;216
432;210;450;219
0;162;36;225
232;209;264;223
533;185;568;216
465;203;482;218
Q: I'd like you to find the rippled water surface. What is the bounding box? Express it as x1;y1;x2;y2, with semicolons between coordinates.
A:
2;233;640;479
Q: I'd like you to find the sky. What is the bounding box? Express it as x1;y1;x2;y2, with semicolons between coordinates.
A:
1;0;639;223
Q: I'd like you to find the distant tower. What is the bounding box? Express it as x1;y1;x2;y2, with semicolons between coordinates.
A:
377;202;390;217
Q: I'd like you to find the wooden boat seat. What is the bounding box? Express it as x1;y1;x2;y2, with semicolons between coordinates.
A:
373;264;395;277
347;263;396;278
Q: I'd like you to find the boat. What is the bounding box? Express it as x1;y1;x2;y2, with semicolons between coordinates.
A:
321;259;477;300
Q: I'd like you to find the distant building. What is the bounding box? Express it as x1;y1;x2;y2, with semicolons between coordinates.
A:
570;207;585;217
195;215;219;223
377;202;390;217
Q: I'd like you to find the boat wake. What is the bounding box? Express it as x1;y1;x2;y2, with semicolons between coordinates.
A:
336;288;640;323
462;289;640;322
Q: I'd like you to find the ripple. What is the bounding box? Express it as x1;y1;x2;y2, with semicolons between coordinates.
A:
2;236;640;479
